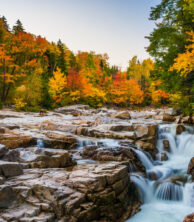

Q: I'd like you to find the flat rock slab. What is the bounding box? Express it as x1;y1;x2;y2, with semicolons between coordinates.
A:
0;161;23;177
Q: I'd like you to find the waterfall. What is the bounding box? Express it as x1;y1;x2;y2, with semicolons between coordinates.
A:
132;148;153;170
127;124;194;222
37;138;44;149
76;138;119;150
155;182;183;201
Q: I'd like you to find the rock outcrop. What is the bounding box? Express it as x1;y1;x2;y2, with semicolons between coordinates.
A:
81;145;145;173
0;162;140;222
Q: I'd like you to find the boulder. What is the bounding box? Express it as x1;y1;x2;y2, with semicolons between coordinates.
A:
147;171;158;180
183;213;194;222
187;157;194;181
0;161;23;177
181;116;192;124
162;115;176;122
112;111;131;120
161;152;168;161
2;149;20;162
135;141;156;157
176;125;186;135
133;124;157;140
0;185;15;208
76;127;88;136
163;140;170;152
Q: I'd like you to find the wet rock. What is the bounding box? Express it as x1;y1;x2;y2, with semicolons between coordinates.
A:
112;111;131;119
135;141;156;157
161;152;168;161
168;175;187;185
0;185;15;208
76;126;88;136
134;125;149;139
82;146;145;173
0;144;8;158
0;161;23;177
162;115;176;122
163;140;170;152
187;157;194;181
171;108;182;116
176;125;186;135
2;149;20;162
147;171;158;180
134;124;157;139
0;133;34;149
44;132;77;149
181;116;192;124
0;128;6;134
109;123;134;132
184;213;194;222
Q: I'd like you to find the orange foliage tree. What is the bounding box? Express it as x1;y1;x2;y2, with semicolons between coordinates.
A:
110;72;144;106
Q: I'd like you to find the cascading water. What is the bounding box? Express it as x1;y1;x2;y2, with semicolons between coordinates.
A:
127;124;194;222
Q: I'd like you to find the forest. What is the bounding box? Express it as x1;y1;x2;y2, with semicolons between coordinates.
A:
0;0;193;114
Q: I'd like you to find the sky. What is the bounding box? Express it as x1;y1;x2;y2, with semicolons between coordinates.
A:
0;0;160;70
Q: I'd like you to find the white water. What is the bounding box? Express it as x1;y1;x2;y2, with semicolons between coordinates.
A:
127;124;194;222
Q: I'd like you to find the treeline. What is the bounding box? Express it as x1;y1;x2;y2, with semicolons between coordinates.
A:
146;0;194;114
0;0;193;114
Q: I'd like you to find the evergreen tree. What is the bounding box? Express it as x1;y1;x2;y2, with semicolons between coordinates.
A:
57;39;67;75
0;16;10;31
13;19;24;34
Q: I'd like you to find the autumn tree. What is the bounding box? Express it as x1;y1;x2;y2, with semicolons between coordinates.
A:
48;67;67;104
147;0;194;113
110;72;144;106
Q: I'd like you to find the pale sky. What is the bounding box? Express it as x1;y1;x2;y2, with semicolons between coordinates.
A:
0;0;160;69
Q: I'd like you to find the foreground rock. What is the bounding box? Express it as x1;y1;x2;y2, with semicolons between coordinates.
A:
0;162;140;222
184;213;194;222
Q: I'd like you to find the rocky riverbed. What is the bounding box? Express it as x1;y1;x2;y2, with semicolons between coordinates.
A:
0;105;193;222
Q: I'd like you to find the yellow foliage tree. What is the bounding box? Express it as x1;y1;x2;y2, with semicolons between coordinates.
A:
49;67;67;103
170;31;194;76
